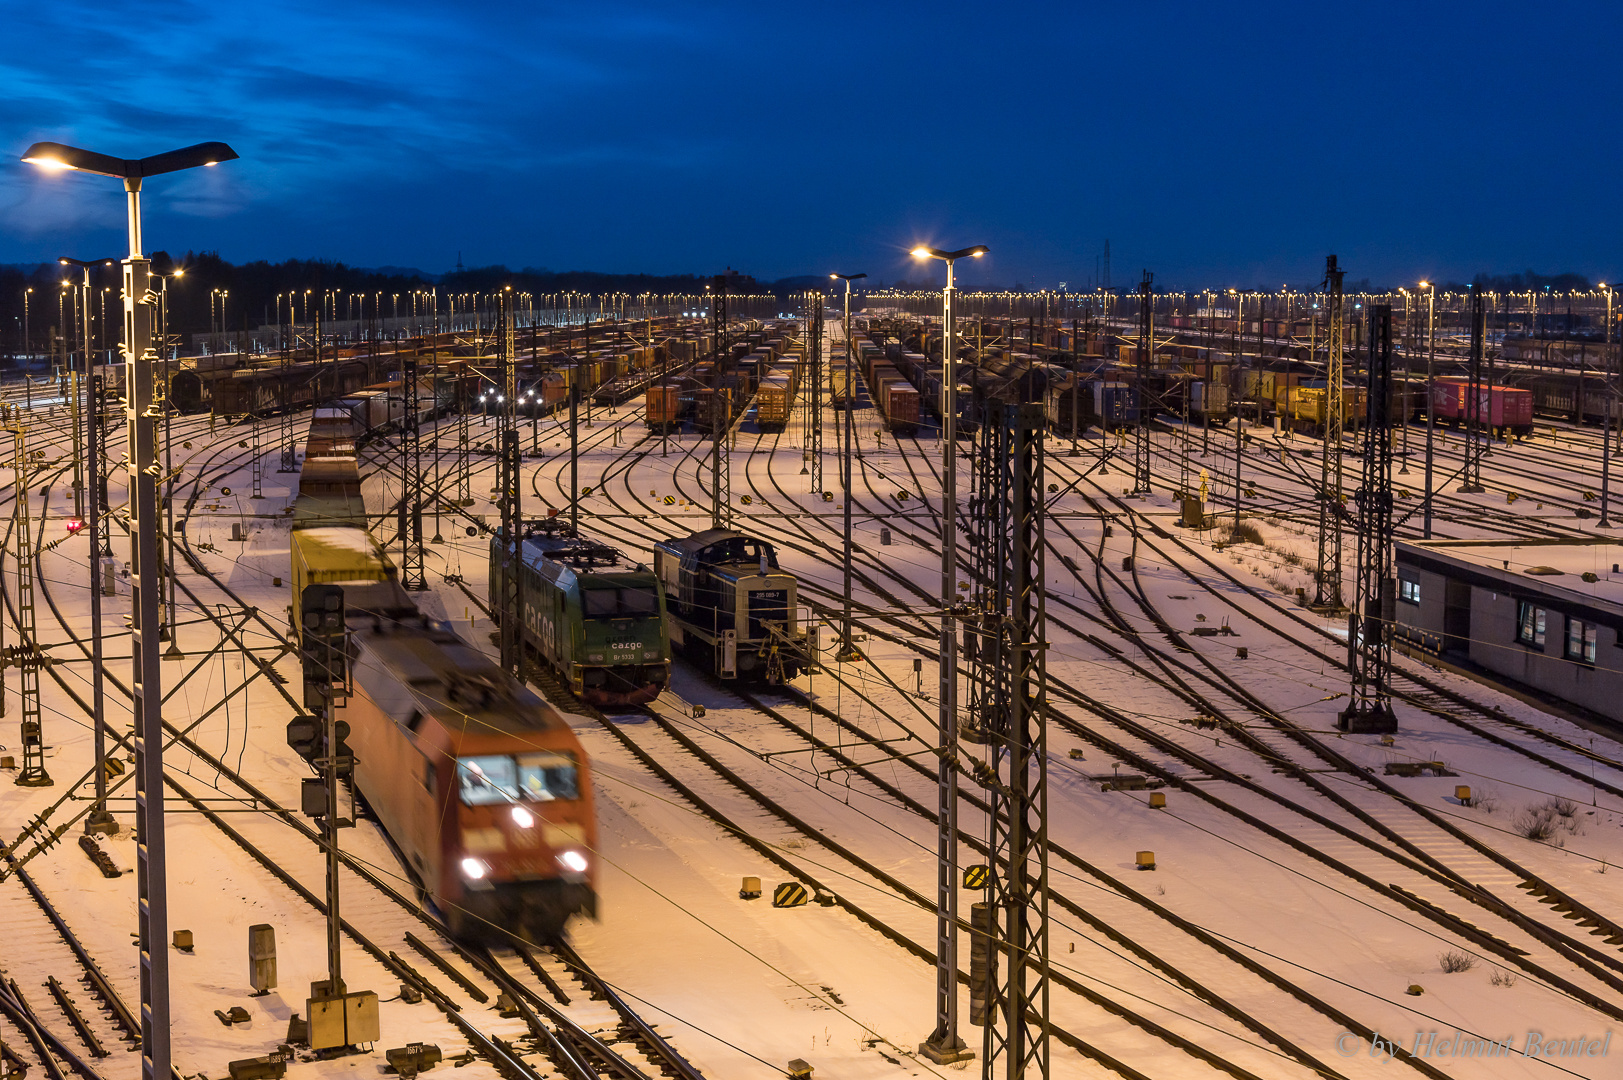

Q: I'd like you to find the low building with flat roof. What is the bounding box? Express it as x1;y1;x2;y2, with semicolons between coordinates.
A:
1394;538;1623;724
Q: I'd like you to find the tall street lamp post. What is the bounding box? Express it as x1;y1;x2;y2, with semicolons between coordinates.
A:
830;272;865;665
910;243;986;1067
23;138;238;1080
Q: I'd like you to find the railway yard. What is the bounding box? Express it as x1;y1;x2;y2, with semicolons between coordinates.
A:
2;306;1623;1080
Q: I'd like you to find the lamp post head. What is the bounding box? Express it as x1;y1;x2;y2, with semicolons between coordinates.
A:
912;245;988;262
22;140;238;179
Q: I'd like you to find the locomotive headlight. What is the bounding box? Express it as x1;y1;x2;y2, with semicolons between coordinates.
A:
511;805;535;829
460;857;489;880
557;850;588;873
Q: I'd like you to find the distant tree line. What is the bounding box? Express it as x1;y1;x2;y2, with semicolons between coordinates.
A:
0;253;836;357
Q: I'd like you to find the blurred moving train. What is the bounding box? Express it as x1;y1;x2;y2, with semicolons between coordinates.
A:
289;404;599;943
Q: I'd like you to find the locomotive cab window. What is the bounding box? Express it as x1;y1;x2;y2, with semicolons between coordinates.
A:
583;587;658;618
519;752;579;801
458;755;519;805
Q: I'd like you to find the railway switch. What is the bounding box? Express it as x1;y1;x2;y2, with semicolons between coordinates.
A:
1136;851;1156;871
739;876;761;899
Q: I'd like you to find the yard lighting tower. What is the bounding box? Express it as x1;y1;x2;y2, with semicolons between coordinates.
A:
911;242;986;1068
830;272;866;665
23;138;238;1080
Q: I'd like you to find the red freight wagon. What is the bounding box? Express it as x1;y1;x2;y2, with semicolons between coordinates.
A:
882;383;920;435
645;383;681;431
1430;378;1533;436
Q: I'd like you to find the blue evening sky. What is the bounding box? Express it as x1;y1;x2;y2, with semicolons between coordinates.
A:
3;1;1618;289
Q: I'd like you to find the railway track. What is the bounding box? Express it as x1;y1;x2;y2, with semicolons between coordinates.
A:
2;400;703;1080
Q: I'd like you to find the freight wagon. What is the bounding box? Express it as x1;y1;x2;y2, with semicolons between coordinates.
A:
1286;386;1367;436
754;371;798;431
1430;379;1533;436
1093;381;1139;427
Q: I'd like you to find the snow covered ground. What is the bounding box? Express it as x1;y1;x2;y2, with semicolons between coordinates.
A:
3;350;1623;1080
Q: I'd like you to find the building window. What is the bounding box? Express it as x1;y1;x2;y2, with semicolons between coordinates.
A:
1566;617;1597;664
1398;575;1420;605
1516;601;1546;648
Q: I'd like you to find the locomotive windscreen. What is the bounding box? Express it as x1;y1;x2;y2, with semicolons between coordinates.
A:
458;755;518;805
582;587;658;618
459;752;580;805
519;752;579;801
747;588;789;639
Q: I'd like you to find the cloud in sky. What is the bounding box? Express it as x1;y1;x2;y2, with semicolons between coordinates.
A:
3;0;1620;287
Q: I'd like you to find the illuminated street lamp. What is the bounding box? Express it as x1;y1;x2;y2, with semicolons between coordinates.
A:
910;242;985;1068
22;137;237;1080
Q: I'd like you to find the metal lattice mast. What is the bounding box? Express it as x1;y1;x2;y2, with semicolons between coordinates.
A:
1313;255;1346;611
71;288;86;522
1132;272;1154;495
980;401;1048;1080
400;357;426;590
456;377;471;508
964;384;1011;746
279;321;296;472
711;276;732;530
1461;294;1486;494
250;405;264;499
1339;305;1397;734
804;292;823;492
6;409;48;787
497;292;523;677
96;376;113;558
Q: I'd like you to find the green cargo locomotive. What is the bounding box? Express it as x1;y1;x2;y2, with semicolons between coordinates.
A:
491;522;671;706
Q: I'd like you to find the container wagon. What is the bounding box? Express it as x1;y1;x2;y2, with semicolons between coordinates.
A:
755;373;796;431
1431;379;1533;436
1092;381;1138;428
